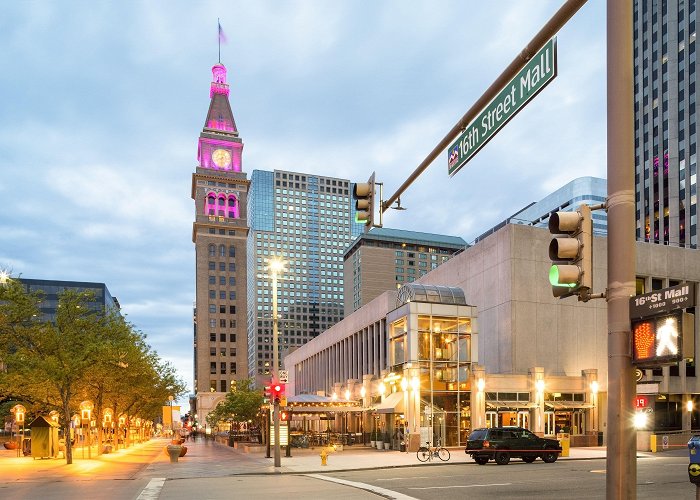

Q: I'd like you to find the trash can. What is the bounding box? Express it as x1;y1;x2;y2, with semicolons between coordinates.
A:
597;432;603;446
400;441;406;452
688;435;700;484
556;433;570;458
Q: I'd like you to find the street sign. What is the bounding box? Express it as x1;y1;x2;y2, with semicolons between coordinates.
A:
629;283;695;319
279;370;289;383
448;37;557;176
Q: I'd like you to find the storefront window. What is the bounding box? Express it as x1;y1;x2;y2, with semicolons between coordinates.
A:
391;335;406;366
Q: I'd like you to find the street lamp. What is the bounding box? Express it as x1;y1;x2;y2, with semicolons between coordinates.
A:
168;396;175;441
268;256;285;468
79;400;93;459
11;404;26;457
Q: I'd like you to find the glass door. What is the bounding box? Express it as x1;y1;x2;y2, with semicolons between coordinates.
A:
544;412;555;436
517;411;529;429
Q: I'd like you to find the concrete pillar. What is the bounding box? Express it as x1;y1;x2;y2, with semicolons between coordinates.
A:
529;367;545;436
471;364;486;431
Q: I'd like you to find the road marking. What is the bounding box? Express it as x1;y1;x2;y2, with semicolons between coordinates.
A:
590;470;606;474
408;483;511;490
137;477;166;500
376;477;430;481
307;474;419;500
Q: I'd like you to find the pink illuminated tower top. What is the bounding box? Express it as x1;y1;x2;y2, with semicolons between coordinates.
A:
210;63;230;98
197;62;243;172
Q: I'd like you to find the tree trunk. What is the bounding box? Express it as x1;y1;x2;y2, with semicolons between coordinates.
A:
63;401;73;465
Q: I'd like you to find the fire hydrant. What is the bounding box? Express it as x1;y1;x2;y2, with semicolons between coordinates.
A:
320;447;328;466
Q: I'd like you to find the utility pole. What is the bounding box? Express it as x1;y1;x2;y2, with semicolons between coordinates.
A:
606;0;637;497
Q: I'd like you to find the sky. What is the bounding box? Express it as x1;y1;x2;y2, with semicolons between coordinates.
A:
0;1;607;406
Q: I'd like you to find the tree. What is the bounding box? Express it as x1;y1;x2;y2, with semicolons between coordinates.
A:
207;378;263;432
0;279;187;462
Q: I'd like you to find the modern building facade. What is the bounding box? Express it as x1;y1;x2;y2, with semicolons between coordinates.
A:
634;0;698;247
191;63;250;422
475;176;608;243
19;278;120;321
343;227;467;316
286;222;700;450
246;169;364;378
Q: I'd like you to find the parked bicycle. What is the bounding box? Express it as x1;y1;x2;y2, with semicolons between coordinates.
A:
416;440;450;462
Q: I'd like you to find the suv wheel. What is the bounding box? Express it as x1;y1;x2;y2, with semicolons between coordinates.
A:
541;450;558;463
494;451;510;465
475;456;489;465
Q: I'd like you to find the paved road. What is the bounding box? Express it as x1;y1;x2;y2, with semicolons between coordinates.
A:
320;450;697;500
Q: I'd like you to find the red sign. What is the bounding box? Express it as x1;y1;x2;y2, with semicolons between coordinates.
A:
635;396;649;409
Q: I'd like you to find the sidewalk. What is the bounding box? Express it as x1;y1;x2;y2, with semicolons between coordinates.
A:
0;438;167;481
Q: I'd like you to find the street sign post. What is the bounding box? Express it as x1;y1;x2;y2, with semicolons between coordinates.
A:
448;37;557;177
279;370;289;383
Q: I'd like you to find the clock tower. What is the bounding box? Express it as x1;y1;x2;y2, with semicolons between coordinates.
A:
191;63;249;424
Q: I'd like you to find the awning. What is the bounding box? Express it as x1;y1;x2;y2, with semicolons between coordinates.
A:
373;392;405;414
486;401;538;410
545;402;593;410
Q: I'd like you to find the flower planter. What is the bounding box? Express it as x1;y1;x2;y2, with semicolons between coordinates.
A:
383;442;391;450
3;441;18;450
376;441;383;450
369;440;376;448
165;444;183;463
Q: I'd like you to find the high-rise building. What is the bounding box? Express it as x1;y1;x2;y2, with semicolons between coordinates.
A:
191;63;249;419
246;169;364;378
476;177;608;244
19;278;120;321
343;227;467;315
634;0;697;247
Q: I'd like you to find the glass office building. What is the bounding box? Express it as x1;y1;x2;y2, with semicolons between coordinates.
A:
19;278;120;321
246;169;364;377
634;0;698;247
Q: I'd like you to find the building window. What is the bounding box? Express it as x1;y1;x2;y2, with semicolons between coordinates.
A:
210;347;216;356
210;381;217;391
209;244;216;257
209;319;216;328
210;362;216;374
230;362;237;374
219;245;226;257
220;362;227;374
229;334;236;342
220;333;226;342
220;380;227;392
229;246;236;257
209;332;215;341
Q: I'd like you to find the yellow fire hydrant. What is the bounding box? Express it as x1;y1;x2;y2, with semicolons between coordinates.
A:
320;447;328;466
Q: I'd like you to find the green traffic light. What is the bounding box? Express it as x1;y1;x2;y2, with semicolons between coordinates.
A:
549;265;577;288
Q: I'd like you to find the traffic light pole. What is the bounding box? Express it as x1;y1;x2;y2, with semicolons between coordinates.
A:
607;0;637;497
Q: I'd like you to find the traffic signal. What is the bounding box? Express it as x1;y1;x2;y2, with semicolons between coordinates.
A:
280;410;289;422
263;385;271;404
548;204;593;301
271;383;283;403
353;172;376;227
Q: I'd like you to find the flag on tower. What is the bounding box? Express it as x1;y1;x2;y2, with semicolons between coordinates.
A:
218;21;227;44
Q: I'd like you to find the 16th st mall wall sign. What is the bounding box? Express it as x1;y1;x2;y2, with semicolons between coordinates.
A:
448;38;557;176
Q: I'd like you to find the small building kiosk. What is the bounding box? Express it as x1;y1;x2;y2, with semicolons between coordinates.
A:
29;415;60;459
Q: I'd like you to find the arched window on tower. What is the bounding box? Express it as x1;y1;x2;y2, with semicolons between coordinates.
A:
205;193;217;216
227;195;239;218
208;244;216;257
218;195;226;216
219;244;226;257
229;245;235;258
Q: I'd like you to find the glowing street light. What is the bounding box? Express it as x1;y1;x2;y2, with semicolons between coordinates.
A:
79;400;94;459
267;256;286;469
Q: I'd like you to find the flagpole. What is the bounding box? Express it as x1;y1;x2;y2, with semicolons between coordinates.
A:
218;18;221;63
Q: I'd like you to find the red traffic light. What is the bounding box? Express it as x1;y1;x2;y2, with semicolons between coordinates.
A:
273;384;282;393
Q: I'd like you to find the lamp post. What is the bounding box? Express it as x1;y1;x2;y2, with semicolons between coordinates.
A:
268;257;285;468
476;377;485;429
168;396;175;441
79;400;93;459
11;404;26;457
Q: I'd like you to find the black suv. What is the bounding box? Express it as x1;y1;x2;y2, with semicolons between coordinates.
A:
465;426;561;465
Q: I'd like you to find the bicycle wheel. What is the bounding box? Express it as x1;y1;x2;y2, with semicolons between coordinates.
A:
417;447;430;462
437;447;450;461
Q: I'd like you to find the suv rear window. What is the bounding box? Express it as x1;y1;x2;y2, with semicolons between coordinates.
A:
468;429;488;440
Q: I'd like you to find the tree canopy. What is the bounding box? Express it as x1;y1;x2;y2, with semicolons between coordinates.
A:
0;278;186;463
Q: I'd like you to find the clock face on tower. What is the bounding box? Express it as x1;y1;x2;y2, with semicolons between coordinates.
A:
211;148;231;168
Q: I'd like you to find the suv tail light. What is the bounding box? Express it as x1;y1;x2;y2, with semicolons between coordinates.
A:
483;440;490;448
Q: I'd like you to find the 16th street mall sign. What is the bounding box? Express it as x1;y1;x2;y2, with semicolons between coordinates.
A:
447;37;557;176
